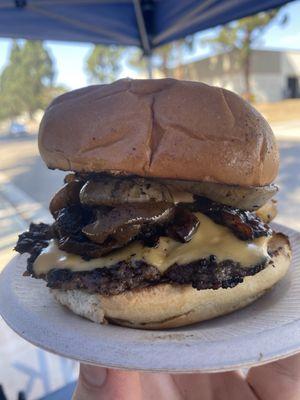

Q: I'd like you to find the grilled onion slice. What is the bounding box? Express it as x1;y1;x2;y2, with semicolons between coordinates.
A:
159;179;278;210
80;177;173;206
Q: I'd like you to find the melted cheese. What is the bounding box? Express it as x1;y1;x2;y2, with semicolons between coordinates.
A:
33;212;270;276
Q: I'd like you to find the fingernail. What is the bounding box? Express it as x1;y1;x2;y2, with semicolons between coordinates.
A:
80;364;107;388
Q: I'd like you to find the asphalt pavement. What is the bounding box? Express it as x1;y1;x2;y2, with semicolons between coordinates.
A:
0;135;77;400
0;135;65;209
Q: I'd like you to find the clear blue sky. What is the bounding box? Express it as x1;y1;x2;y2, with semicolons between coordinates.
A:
0;0;300;90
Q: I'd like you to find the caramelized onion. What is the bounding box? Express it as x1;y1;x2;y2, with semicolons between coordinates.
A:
165;208;200;242
82;203;174;245
63;173;77;184
49;180;84;217
193;197;272;240
255;199;277;223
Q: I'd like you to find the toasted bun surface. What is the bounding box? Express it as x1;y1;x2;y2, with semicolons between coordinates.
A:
52;232;291;329
39;79;278;186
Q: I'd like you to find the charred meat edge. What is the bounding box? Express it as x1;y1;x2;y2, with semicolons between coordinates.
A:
15;223;271;296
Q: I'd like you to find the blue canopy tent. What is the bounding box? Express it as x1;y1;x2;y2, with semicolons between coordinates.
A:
0;0;295;76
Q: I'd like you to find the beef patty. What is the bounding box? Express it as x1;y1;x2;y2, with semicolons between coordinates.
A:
15;222;269;296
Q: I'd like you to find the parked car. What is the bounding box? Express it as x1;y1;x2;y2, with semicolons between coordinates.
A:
8;122;28;138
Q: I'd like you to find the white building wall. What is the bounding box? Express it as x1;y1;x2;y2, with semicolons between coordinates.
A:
171;50;300;102
250;73;284;102
281;52;300;76
198;73;245;94
200;73;283;102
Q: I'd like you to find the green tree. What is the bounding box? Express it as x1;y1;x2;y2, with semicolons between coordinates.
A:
85;37;195;83
0;40;56;121
128;37;195;78
86;45;125;83
203;9;286;99
0;41;24;120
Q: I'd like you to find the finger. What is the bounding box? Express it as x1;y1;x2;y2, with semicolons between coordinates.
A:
209;371;257;400
172;371;257;400
72;364;142;400
171;372;213;399
139;372;183;400
247;353;300;400
72;364;107;400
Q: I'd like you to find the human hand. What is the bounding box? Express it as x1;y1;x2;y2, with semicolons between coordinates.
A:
72;353;300;400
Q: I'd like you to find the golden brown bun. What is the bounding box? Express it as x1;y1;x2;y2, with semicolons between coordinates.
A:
52;232;291;329
39;78;278;186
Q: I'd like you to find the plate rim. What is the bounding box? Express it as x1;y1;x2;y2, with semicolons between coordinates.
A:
1;222;300;373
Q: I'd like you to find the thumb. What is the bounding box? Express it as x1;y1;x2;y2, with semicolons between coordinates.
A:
247;353;300;400
72;364;143;400
72;364;107;400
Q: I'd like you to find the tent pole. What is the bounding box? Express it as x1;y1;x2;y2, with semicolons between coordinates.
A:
146;54;153;79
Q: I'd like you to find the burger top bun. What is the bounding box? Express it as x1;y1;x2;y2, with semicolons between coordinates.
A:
39;78;279;186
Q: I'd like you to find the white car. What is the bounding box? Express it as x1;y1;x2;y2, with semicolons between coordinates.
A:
9;122;28;138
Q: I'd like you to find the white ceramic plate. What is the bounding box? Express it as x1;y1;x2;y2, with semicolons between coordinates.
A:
0;223;300;373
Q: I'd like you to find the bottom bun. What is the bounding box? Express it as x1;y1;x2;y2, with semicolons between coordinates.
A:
52;232;291;329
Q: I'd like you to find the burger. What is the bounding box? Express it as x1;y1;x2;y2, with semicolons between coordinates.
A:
15;78;291;329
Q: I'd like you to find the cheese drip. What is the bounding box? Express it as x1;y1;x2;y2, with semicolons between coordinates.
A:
33;212;270;276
